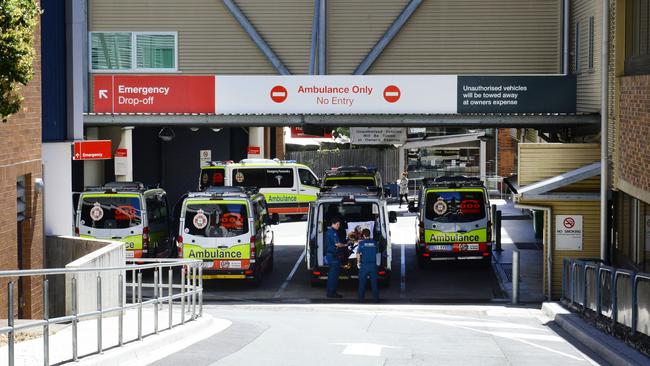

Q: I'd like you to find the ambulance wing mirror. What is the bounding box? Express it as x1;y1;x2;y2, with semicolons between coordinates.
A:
407;200;418;213
388;211;398;223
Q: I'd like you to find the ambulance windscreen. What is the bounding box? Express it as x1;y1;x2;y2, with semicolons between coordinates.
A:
323;177;376;187
199;168;225;190
425;190;486;223
79;196;142;229
184;203;249;238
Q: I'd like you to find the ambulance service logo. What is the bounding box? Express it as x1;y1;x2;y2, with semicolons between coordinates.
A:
193;209;208;229
90;202;104;221
433;197;448;215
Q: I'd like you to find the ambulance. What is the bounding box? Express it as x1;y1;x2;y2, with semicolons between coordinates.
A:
199;159;320;218
75;182;173;259
320;166;383;195
176;186;278;283
409;177;493;267
306;186;397;286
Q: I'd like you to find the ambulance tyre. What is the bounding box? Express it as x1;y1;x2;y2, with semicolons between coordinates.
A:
417;256;429;269
265;249;274;273
481;255;492;268
310;278;324;287
379;274;391;288
248;266;262;287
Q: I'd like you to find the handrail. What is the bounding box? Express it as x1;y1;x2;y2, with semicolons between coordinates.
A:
1;258;203;366
561;258;650;341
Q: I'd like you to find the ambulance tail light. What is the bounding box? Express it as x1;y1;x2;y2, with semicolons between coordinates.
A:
418;221;425;243
378;270;386;276
487;221;492;242
142;227;149;252
177;236;184;257
245;269;254;275
250;235;256;259
312;271;321;276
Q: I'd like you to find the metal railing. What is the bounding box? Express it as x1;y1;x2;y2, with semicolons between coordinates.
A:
0;258;203;366
562;258;650;338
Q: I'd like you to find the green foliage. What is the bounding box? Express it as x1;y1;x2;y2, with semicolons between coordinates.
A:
0;0;40;120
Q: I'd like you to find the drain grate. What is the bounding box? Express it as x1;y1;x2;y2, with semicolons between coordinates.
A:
514;242;542;250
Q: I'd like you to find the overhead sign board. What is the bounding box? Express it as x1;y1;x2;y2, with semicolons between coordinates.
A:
93;75;215;113
350;127;407;145
555;215;583;251
290;127;333;138
93;75;576;115
73;140;112;160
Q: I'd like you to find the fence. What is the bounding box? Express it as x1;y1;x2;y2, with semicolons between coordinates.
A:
0;258;203;366
287;148;400;183
562;258;650;339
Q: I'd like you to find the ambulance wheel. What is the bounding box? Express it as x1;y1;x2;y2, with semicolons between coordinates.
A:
310;279;324;287
265;250;274;273
417;256;429;269
481;255;493;268
248;267;262;287
379;275;391;288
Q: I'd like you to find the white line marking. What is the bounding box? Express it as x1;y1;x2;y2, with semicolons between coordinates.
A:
384;91;399;97
274;249;305;298
271;92;286;97
400;244;406;298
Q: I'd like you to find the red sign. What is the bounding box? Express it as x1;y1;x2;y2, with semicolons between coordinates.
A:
115;148;128;158
383;85;401;103
270;85;288;103
563;217;575;229
247;146;261;155
73;140;112;160
93;75;215;113
290;127;333;138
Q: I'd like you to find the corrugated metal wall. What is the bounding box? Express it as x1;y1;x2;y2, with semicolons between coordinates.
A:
90;0;562;75
521;199;600;299
518;143;600;190
571;0;602;112
287;148;400;183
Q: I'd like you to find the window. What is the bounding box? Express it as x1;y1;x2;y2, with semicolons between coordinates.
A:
184;203;249;238
80;196;142;229
588;16;595;70
298;168;319;187
232;168;294;188
200;168;225;190
17;176;26;221
625;0;650;75
90;32;177;72
424;190;486;223
574;21;581;74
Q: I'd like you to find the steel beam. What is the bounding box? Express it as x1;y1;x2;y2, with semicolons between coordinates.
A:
84;113;600;128
318;0;326;74
353;0;422;75
222;0;290;75
309;0;320;75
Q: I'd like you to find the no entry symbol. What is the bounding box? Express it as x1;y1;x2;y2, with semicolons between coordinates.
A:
563;217;575;229
270;85;288;103
383;85;401;103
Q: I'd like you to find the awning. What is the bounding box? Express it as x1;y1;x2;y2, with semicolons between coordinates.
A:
517;162;601;200
83;113;600;128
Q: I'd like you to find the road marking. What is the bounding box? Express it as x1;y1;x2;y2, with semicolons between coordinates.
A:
274;249;305;298
400;244;406;298
335;342;398;357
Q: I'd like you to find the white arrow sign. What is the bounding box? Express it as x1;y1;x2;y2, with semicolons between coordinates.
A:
98;89;108;99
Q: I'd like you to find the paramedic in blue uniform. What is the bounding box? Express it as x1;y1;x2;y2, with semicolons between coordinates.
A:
357;228;379;302
326;217;347;298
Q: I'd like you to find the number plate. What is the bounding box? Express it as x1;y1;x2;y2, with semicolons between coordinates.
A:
217;260;242;269
429;245;452;251
202;261;215;269
125;251;134;258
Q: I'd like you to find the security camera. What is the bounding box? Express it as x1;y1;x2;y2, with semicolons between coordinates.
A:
158;128;175;142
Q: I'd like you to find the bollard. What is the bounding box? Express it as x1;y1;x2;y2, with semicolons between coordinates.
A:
181;266;186;324
495;210;502;252
138;271;143;340
512;250;520;305
154;269;159;334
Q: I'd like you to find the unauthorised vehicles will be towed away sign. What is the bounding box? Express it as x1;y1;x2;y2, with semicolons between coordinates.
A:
93;75;576;115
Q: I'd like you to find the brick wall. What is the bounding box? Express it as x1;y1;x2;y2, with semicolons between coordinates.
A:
497;128;517;178
0;16;43;319
618;75;650;195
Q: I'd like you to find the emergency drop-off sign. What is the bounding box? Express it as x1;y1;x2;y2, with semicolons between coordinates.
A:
93;75;576;114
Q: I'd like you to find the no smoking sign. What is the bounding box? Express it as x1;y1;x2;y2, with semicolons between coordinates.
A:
563;217;575;229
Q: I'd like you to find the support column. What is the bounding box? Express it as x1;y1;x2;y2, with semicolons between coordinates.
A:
480;139;487;183
275;127;286;160
115;127;134;182
398;146;406;176
83;127;104;187
248;127;265;159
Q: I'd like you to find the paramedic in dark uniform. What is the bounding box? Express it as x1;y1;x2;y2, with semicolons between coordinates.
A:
357;228;379;302
326;217;347;298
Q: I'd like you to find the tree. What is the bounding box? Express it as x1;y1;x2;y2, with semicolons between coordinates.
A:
0;0;40;121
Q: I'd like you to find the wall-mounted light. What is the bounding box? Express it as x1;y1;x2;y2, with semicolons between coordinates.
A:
158;127;175;142
211;128;223;133
190;127;199;132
